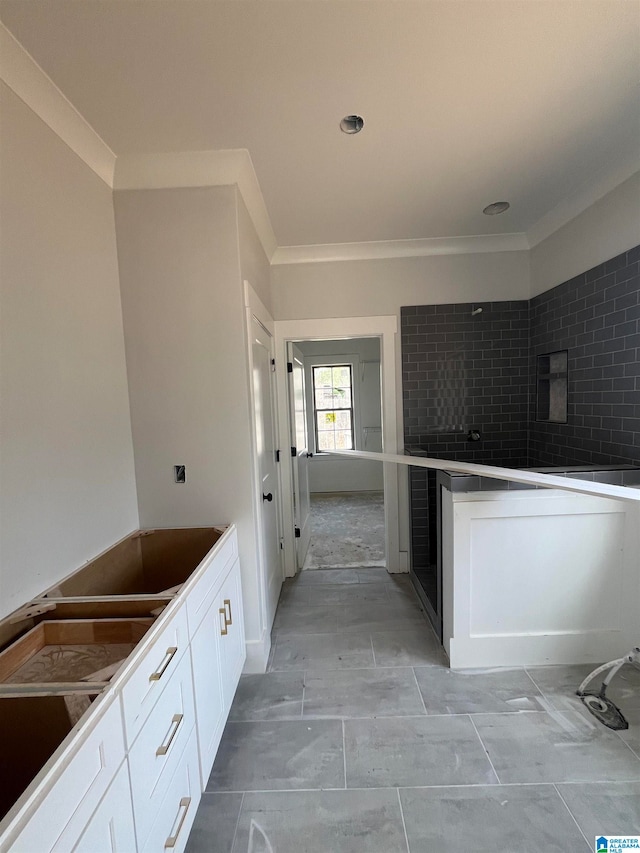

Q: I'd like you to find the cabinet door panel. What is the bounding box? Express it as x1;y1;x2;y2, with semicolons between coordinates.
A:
71;762;136;853
190;601;225;789
218;561;246;713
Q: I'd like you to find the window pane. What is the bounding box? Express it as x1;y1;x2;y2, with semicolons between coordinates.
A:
335;410;351;430
332;366;351;387
315;386;335;409
314;366;332;386
334;430;353;449
317;431;335;451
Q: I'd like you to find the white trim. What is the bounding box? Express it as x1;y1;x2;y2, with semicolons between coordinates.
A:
274;316;401;578
243;631;272;674
0;23;116;187
114;149;278;262
271;233;529;265
526;157;640;248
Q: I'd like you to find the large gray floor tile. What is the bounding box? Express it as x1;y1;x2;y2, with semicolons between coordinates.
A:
297;569;361;584
232;789;408;853
557;781;640;839
270;632;375;671
303;667;426;718
277;579;309;606
371;627;446;667
305;581;414;607
344;715;498;787
207;720;344;791
186;792;243;853
338;599;425;633
228;673;304;721
527;663;640;714
414;666;544;714
273;602;338;634
473;710;640;783
399;785;589;853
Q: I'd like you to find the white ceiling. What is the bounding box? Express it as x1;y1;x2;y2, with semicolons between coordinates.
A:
1;0;639;251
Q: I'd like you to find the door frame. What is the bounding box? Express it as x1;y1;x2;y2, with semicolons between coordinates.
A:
243;281;283;670
274;315;403;578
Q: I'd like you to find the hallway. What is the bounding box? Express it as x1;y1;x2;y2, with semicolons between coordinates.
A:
303;492;385;570
187;569;640;852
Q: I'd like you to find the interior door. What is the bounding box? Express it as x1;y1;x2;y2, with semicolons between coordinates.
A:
252;317;282;631
288;343;311;570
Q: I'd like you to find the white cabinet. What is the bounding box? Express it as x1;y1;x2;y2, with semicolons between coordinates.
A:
0;524;245;852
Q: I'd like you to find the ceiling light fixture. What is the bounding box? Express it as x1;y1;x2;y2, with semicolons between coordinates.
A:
340;115;364;134
483;201;510;215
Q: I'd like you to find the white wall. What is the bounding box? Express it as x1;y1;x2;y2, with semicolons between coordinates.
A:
113;185;265;662
297;338;383;492
0;83;139;618
530;171;640;297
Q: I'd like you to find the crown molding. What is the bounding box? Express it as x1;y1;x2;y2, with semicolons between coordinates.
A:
526;154;640;249
113;149;278;261
0;23;116;187
271;232;529;265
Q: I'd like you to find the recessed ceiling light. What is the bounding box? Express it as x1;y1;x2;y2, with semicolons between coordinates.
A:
340;115;364;134
483;201;510;215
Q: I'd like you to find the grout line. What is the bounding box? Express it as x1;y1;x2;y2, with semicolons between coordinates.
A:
412;667;428;716
552;783;590;850
614;730;640;761
469;715;501;785
230;791;245;852
301;672;306;719
396;787;412;853
370;635;377;667
210;781;610;795
342;718;348;789
268;633;278;672
224;709;555;724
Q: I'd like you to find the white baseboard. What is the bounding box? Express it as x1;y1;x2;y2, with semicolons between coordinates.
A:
243;631;271;674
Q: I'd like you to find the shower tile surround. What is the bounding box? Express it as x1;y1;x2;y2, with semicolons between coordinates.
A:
402;244;640;614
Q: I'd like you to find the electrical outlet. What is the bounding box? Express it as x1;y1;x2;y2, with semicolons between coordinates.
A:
174;465;186;484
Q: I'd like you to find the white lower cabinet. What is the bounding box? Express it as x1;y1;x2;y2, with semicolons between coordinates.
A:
71;761;137;853
0;525;246;853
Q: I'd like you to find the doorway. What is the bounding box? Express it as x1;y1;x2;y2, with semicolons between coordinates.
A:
274;315;402;580
292;338;385;571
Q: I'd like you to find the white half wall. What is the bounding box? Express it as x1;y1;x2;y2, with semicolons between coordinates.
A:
0;83;139;618
530;171;640;297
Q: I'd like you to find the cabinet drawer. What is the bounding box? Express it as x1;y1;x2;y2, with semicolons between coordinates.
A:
7;699;125;853
141;729;201;853
71;760;136;853
185;529;237;638
128;650;195;848
121;604;189;746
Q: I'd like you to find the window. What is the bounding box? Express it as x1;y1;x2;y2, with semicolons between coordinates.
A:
312;364;354;451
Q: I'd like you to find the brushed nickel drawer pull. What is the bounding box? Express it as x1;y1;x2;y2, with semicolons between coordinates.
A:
164;796;191;849
224;598;232;626
149;646;178;682
219;607;228;636
156;713;183;756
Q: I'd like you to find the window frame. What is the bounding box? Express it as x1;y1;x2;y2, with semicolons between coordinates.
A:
312;363;356;453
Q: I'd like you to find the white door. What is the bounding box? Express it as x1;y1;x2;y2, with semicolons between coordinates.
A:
288;343;311;569
252;317;282;631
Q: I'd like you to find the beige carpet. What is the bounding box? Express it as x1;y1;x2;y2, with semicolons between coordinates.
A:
303;491;385;570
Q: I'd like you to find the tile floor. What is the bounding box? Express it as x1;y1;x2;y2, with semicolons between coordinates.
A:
187;568;640;853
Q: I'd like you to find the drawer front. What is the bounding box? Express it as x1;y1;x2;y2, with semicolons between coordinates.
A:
141;730;201;853
128;650;196;848
8;699;125;853
121;604;189;746
71;761;136;853
185;528;238;638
